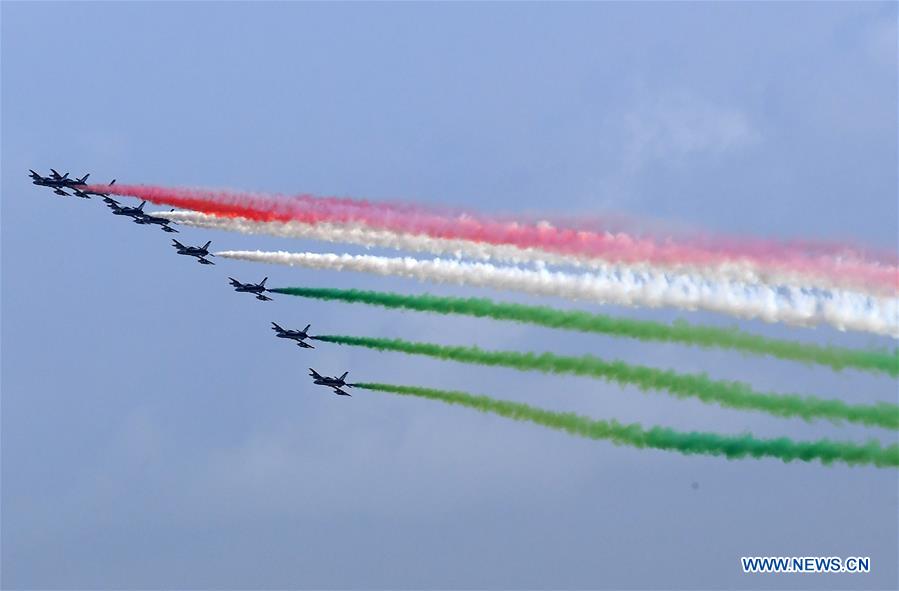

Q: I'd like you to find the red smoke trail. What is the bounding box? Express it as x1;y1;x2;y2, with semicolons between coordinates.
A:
87;183;899;293
539;212;899;267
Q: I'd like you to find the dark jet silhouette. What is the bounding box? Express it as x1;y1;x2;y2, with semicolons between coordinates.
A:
172;239;214;265
28;169;48;183
30;169;93;190
272;322;314;348
309;368;353;396
29;169;55;186
71;188;92;199
106;199;147;220
228;276;272;301
80;179;116;198
62;173;90;187
134;209;178;232
51;187;70;197
29;169;70;188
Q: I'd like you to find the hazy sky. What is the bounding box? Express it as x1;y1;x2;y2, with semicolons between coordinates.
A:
2;2;897;589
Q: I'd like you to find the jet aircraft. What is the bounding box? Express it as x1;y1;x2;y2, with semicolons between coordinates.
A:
80;179;116;198
271;322;314;348
106;199;147;219
309;368;353;396
134;210;179;232
228;277;272;300
29;169;95;191
172;239;214;264
29;170;54;185
48;169;90;187
29;169;69;188
62;173;90;187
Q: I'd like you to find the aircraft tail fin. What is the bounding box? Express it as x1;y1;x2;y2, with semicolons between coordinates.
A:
138;201;146;211
303;324;311;333
79;173;90;183
339;371;349;382
110;179;116;185
260;277;268;287
203;240;212;250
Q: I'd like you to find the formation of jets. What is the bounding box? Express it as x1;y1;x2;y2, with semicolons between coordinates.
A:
29;168;91;192
30;169;177;232
309;369;353;396
31;167;356;399
229;276;273;301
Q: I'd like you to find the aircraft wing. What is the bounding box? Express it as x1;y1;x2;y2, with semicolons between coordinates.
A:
296;340;314;349
332;387;351;397
256;294;273;301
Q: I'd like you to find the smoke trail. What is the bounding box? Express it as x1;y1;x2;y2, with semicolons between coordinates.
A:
271;286;899;376
356;383;899;468
156;210;885;292
315;335;899;430
216;250;899;338
90;182;897;294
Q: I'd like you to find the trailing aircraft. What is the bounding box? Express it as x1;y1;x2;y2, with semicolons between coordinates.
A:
228;277;272;301
134;210;179;232
172;239;214;265
80;179;116;198
106;199;147;219
308;368;353;396
63;173;90;187
271;322;314;348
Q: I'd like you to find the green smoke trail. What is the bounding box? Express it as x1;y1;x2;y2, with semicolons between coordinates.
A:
355;382;899;468
313;334;899;430
271;287;899;377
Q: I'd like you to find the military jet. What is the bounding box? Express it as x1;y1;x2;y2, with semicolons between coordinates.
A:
228;277;272;301
29;169;69;188
80;179;116;198
134;210;178;232
272;322;314;348
62;173;90;187
309;368;352;396
106;199;146;219
29;169;55;185
172;239;214;265
47;169;90;187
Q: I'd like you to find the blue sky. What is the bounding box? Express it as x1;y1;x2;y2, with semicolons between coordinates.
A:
2;2;897;589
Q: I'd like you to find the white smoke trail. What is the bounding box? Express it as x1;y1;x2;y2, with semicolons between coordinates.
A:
213;249;899;338
154;210;891;295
